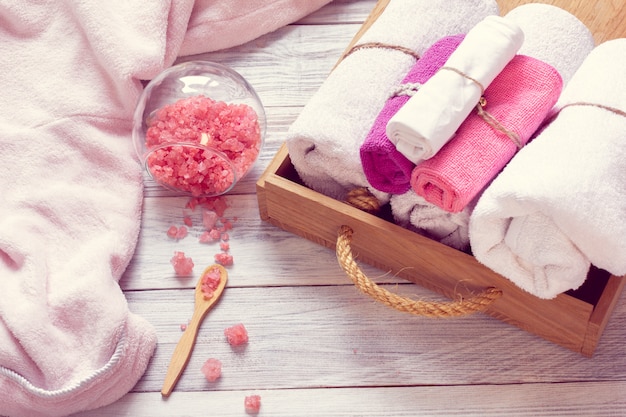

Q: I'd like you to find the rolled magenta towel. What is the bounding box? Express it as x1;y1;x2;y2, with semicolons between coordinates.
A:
411;55;563;212
359;35;464;194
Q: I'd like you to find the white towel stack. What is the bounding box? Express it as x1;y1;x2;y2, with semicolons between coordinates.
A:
286;0;499;202
469;38;626;299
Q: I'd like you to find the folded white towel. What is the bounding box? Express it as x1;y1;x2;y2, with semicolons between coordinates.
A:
390;192;474;251
469;38;626;299
386;15;524;163
286;0;499;201
504;3;595;85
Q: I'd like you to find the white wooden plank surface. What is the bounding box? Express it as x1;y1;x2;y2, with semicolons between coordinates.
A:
73;1;626;416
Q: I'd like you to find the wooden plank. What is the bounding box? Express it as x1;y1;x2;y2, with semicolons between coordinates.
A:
71;381;626;417
125;286;626;394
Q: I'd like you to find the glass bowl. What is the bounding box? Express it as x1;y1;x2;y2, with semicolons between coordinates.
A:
133;61;266;197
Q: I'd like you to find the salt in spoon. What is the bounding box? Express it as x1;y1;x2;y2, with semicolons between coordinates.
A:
161;264;228;397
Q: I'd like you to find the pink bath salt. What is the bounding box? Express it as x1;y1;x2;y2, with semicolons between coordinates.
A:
221;232;230;242
200;265;222;299
203;196;229;217
220;219;233;231
215;252;234;266
175;225;188;239
244;395;261;414
146;145;236;197
183;216;193;227
220;242;230;252
166;225;178;238
202;210;219;230
201;358;222;382
224;323;248;346
199;228;221;244
144;95;261;197
180;324;187;331
170;251;194;276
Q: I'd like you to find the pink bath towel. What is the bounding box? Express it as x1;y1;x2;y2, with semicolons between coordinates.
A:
0;1;329;416
180;0;333;55
411;55;562;212
359;35;464;194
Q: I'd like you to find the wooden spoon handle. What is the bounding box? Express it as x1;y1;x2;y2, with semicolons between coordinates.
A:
161;321;200;397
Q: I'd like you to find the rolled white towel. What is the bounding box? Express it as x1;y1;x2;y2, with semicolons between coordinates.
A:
386;15;524;163
286;0;499;202
504;3;595;86
469;38;626;299
390;191;474;251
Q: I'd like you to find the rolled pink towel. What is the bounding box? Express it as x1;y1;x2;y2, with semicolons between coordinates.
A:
411;54;563;212
359;34;464;194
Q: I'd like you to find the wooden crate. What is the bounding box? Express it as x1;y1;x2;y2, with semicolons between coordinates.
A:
256;0;626;357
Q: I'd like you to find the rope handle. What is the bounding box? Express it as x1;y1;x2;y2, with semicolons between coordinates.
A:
336;225;502;318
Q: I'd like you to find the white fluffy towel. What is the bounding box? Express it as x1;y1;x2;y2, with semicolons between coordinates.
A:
386;15;524;163
390;191;473;251
469;38;626;299
286;0;499;202
504;3;595;86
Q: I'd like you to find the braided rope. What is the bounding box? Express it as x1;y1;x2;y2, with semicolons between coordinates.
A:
336;225;502;318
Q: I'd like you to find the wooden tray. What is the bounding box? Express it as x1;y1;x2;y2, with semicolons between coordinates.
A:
256;0;626;357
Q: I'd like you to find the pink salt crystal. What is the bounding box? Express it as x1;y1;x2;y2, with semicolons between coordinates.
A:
199;228;221;244
220;242;230;252
167;225;178;238
180;324;187;331
200;265;222;299
202;210;219;230
244;395;261;414
186;198;200;210
207;196;229;217
170;251;194;276
175;225;188;240
221;232;230;242
221;219;233;231
201;358;222;382
215;252;234;266
224;323;248;346
183;216;193;227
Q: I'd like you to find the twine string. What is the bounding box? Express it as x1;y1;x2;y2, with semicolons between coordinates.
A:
439;66;522;149
391;82;422;98
343;41;421;61
557;101;626;119
336;225;503;317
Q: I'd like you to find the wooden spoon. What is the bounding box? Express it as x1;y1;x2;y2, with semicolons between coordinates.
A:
161;264;228;397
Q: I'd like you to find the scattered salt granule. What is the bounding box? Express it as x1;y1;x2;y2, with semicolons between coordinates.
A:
144;95;262;197
167;225;188;240
244;395;261;414
175;226;188;239
224;323;248;346
200;265;222;299
215;252;234;266
183;216;193;227
202;210;219;230
166;225;178;238
199;228;221;244
170;251;194;276
201;358;222;382
180;324;187;331
220;242;230;252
